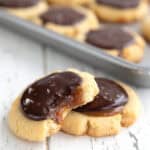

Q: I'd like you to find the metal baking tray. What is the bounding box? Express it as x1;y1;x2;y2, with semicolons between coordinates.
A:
0;10;150;87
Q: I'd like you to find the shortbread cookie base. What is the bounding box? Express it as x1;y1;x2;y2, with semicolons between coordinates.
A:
8;98;61;142
33;7;99;38
8;69;99;141
92;0;148;23
78;29;145;63
3;1;48;20
48;0;93;6
62;111;121;137
62;82;141;137
120;32;145;63
142;16;150;42
120;82;141;127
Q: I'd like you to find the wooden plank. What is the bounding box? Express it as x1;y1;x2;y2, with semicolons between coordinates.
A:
49;133;92;150
45;48;92;71
0;27;46;150
91;116;150;150
45;47;93;150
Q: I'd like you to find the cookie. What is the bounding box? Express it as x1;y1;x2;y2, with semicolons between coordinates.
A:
33;6;99;38
62;78;141;137
78;26;145;63
48;0;93;6
8;69;99;141
0;0;48;19
119;82;141;127
142;16;150;42
91;0;148;23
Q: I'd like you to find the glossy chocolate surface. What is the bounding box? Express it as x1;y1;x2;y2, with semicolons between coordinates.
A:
85;27;134;50
40;7;85;25
0;0;39;8
96;0;140;9
75;78;128;115
21;71;82;122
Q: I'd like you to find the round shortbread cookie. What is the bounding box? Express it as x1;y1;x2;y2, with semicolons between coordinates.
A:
0;0;48;20
8;69;99;141
62;80;141;137
77;26;145;63
32;6;99;38
91;0;148;23
142;16;150;42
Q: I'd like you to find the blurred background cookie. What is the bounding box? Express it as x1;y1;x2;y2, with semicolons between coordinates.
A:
48;0;93;6
0;0;48;19
142;16;150;42
33;6;99;38
78;26;145;63
91;0;148;23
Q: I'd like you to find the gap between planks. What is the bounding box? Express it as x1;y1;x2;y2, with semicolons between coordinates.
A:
42;47;51;150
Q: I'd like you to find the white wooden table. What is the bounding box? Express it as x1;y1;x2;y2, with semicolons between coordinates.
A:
0;25;150;150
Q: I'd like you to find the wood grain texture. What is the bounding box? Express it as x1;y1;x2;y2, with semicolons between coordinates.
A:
0;27;45;150
0;26;150;150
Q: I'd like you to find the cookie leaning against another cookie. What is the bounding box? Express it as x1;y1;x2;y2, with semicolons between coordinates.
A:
0;0;48;20
8;69;99;141
142;16;150;42
91;0;148;23
78;26;145;63
62;78;141;137
32;6;99;38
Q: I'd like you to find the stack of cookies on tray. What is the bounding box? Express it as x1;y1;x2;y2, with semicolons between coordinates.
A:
0;0;149;63
8;69;141;141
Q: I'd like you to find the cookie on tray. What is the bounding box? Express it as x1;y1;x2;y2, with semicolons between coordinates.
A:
0;0;48;19
78;26;145;63
142;16;150;42
48;0;93;6
33;6;99;38
8;69;99;141
62;78;141;137
91;0;148;23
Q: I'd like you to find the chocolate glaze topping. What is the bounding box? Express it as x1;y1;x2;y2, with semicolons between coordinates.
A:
21;71;82;122
96;0;140;9
40;7;85;25
75;78;128;115
0;0;39;8
86;27;134;50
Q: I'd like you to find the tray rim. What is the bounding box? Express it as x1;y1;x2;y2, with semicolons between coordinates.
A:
0;10;150;87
